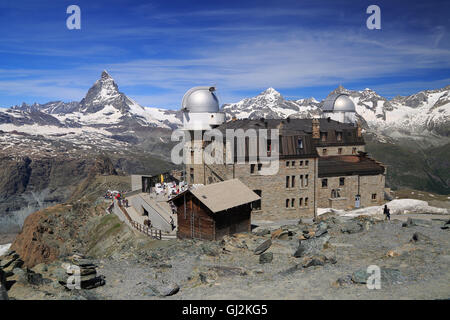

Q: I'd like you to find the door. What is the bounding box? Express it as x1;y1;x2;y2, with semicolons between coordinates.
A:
355;195;361;208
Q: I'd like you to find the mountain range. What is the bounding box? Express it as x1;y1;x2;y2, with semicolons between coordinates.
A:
0;71;449;193
1;71;448;146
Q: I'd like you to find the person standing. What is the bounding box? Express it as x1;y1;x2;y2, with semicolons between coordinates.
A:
383;204;390;221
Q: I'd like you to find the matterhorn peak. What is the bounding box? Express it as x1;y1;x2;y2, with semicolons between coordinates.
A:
79;70;124;114
101;70;113;80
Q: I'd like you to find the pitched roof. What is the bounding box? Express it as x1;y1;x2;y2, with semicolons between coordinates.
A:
318;155;385;177
173;179;260;213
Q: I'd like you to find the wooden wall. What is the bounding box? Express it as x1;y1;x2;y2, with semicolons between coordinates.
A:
173;194;251;240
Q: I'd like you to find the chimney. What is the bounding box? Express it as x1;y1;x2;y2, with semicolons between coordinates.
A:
357;121;362;137
312;118;320;139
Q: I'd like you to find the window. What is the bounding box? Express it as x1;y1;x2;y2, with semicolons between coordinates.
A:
305;160;309;166
322;178;328;188
331;189;341;198
352;147;357;154
299;198;303;207
337;132;342;141
292;161;296;166
297;138;303;149
250;164;256;174
291;198;295;208
258;163;263;171
267;139;272;155
321;132;327;142
305;174;309;187
300;175;304;187
338;148;342;154
339;177;345;186
253;190;262;210
305;197;309;206
286;161;290;167
372;193;377;200
286;176;290;188
286;199;289;208
323;148;327;155
291;175;296;188
300;160;303;167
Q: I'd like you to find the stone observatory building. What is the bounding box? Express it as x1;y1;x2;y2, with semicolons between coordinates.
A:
179;86;386;221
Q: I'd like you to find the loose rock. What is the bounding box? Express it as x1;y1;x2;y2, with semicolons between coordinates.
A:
402;218;432;228
340;221;363;234
254;239;272;255
259;252;273;264
293;234;330;258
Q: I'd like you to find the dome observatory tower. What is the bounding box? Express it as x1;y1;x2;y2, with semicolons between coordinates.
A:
322;93;356;124
181;86;225;185
181;86;225;130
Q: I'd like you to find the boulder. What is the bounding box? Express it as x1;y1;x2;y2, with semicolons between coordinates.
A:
149;281;180;297
302;254;336;268
9;268;27;285
200;243;220;257
332;275;352;288
402;218;432;228
253;228;270;237
340;221;363;234
315;222;328;238
254;239;272;255
302;256;325;268
410;232;432;243
208;265;247;277
259;252;273;264
271;229;283;239
0;253;19;268
27;272;46;286
293;234;330;258
81;275;105;290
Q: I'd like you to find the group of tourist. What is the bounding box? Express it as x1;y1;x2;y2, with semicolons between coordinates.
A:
104;190;129;207
153;181;188;198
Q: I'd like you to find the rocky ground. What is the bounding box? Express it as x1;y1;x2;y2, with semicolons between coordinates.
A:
1;208;449;300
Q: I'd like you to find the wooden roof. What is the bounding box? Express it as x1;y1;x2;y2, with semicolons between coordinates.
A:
170;179;260;213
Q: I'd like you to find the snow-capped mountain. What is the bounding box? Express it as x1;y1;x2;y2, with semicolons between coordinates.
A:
222;87;322;120
1;71;182;131
0;70;448;158
0;71;182;158
222;85;450;139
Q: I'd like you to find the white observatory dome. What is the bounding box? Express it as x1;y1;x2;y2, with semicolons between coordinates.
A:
322;93;356;124
181;86;225;130
182;86;219;113
322;93;355;112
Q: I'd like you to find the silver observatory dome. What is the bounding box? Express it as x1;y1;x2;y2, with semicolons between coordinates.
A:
322;93;355;112
181;86;219;113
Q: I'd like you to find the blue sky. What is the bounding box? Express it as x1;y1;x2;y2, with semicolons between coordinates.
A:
1;0;449;109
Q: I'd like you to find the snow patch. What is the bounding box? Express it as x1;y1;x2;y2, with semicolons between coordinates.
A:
0;243;11;256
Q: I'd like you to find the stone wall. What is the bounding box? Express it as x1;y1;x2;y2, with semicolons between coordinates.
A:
316;145;365;157
317;174;385;209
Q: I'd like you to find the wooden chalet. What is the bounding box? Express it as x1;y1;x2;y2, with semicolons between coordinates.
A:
169;179;260;240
